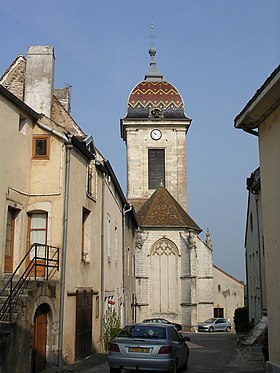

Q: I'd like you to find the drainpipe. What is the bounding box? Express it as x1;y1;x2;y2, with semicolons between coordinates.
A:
122;204;132;326
58;135;73;367
100;171;106;350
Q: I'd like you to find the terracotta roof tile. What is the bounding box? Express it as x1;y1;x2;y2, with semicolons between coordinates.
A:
128;198;148;213
137;186;201;231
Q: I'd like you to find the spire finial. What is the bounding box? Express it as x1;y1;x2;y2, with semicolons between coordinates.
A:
145;24;163;81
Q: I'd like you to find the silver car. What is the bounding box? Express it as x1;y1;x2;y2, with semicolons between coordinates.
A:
108;323;190;372
197;317;231;332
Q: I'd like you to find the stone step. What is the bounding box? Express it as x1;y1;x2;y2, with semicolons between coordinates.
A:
0;321;16;332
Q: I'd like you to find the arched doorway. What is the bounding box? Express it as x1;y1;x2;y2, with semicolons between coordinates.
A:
32;304;49;373
150;238;179;314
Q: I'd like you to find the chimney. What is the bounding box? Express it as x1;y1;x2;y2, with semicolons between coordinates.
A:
24;46;55;117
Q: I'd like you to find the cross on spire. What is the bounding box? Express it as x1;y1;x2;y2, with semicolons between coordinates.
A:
148;23;157;47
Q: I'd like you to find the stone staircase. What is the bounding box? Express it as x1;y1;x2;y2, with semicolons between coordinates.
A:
0;275;33;340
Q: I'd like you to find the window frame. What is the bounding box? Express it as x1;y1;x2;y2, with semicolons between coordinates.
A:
148;148;165;189
32;135;50;160
82;207;90;261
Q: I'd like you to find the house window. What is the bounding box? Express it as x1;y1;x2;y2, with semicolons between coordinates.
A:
114;225;118;262
82;208;90;261
214;308;224;318
127;247;130;275
96;296;100;318
28;212;47;259
19;117;27;135
106;215;111;260
87;165;93;196
32;135;50;159
148;149;165;189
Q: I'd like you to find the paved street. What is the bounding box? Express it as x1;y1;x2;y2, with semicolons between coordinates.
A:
82;332;265;373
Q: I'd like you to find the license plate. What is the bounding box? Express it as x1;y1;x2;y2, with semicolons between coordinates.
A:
128;347;150;353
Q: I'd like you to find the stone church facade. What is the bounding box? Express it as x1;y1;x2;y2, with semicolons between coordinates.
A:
121;48;213;331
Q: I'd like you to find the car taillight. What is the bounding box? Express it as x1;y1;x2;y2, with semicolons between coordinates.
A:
158;345;172;354
109;343;120;352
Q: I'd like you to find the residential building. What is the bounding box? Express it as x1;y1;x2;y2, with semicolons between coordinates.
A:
0;46;137;373
235;65;280;373
245;167;267;325
213;265;244;327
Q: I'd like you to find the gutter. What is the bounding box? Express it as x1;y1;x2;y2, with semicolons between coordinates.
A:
243;128;258;137
37;119;68;142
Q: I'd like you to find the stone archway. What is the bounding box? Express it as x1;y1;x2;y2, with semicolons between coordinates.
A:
150;238;179;314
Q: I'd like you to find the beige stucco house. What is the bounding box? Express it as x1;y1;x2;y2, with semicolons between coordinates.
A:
213;265;244;328
235;65;280;373
0;46;137;373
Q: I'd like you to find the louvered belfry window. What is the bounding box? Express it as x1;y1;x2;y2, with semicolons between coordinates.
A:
148;149;165;189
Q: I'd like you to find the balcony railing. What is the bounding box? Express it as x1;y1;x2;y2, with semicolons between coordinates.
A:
0;243;59;325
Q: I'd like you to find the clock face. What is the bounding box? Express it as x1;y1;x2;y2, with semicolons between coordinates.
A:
151;129;162;140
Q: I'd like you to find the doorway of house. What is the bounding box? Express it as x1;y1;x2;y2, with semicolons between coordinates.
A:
32;304;49;373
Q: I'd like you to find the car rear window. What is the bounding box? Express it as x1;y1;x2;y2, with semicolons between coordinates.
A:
118;325;166;339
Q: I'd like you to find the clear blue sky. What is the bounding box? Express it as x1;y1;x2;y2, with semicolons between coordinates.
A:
1;0;279;281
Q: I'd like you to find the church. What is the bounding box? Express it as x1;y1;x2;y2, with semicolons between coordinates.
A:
121;47;214;331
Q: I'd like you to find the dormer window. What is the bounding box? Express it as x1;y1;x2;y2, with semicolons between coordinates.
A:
150;107;163;118
32;135;50;159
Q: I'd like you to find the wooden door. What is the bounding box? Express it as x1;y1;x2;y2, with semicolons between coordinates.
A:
32;305;48;372
27;213;47;277
75;291;93;360
4;208;16;273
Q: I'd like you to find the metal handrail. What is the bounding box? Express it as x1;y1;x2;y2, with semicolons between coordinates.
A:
0;243;59;324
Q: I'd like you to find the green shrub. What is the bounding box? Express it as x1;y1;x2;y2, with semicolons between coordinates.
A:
234;307;252;332
103;308;121;350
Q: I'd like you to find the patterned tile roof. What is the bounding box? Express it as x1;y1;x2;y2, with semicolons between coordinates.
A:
137;186;201;231
126;81;186;119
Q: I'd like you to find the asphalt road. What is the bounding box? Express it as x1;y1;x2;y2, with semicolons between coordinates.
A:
85;332;265;373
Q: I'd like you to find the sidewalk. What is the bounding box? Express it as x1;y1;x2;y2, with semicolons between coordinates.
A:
236;332;265;372
41;353;108;373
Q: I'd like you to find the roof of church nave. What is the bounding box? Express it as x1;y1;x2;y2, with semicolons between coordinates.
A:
125;48;189;120
136;185;201;231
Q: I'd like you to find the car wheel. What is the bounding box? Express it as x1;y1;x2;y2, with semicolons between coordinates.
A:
226;326;231;332
209;326;214;332
110;368;121;373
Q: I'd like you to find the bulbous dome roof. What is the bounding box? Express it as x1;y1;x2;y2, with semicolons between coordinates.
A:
125;48;187;119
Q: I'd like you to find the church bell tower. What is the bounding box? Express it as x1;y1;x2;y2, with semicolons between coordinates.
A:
121;48;191;211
